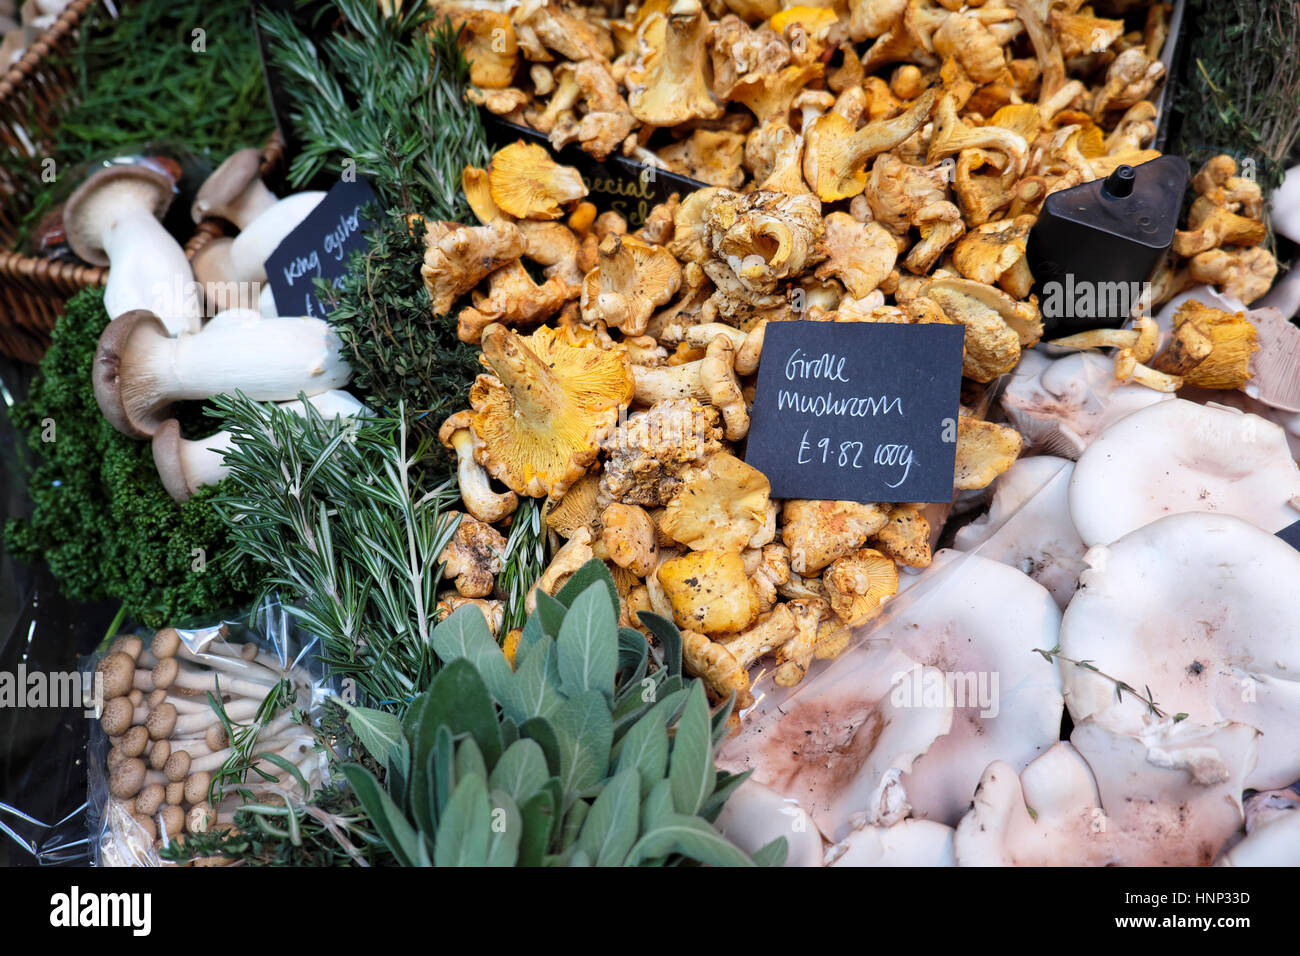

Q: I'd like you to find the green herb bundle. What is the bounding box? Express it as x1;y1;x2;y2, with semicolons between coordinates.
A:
319;208;482;459
339;561;785;867
1172;0;1300;193
211;392;463;709
14;0;274;234
260;0;488;453
2;289;254;627
259;0;488;218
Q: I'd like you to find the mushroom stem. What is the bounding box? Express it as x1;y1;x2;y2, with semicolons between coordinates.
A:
152;659;278;701
632;360;709;406
152;390;368;503
93;311;353;439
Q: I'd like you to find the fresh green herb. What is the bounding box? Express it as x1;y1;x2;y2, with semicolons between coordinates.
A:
496;498;548;634
320;208;482;464
258;0;488;217
1033;645;1185;721
340;559;786;867
12;0;274;238
211;392;461;710
3;289;254;627
1172;0;1300;195
207;677;302;806
158;783;390;867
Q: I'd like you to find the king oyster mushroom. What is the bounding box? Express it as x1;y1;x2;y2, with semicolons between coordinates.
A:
190;147;326;285
152;390;369;502
93;310;352;439
62;163;201;334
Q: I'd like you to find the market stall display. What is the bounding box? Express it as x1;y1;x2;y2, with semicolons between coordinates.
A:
2;0;1299;872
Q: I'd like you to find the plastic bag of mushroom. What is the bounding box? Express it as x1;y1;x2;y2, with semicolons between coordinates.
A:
88;609;325;866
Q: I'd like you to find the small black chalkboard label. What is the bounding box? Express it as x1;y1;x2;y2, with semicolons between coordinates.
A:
265;175;378;318
1278;520;1300;551
743;321;965;504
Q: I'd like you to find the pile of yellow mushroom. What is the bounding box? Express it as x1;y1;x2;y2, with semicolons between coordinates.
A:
424;139;1029;724
415;0;1281;726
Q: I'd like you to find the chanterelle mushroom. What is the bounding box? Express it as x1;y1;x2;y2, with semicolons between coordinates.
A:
469;323;634;499
782;499;890;575
598;398;724;507
705;189;826;295
488;141;588;220
439;513;507;598
626;0;722;126
580;233;682;335
422;219;527;316
660;452;771;553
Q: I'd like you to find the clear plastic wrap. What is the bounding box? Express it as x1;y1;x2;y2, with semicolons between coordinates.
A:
85;596;336;867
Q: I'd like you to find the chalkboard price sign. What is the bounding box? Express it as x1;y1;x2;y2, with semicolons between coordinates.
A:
265;175;378;318
743;321;966;504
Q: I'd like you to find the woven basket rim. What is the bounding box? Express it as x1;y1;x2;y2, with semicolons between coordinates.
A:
0;0;97;104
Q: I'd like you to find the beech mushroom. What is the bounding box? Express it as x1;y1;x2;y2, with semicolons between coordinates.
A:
152;390;368;502
62;164;201;334
1068;399;1300;546
93;310;352;439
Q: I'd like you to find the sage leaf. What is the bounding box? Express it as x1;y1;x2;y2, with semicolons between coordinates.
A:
669;682;715;816
556;582;617;699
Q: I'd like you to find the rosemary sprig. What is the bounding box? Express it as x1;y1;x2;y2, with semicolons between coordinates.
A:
496;498;548;635
1033;645;1188;722
257;0;488;217
210;393;460;711
206;676;302;806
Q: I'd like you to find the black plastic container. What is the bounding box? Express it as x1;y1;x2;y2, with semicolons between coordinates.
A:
1028;155;1189;336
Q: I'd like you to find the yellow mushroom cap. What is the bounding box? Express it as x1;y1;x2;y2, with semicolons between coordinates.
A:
488;142;589;221
470;324;634;499
823;548;899;624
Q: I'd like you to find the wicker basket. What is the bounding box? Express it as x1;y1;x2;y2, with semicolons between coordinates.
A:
0;0;285;364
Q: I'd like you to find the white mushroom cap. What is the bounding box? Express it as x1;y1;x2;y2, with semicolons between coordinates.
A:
827;819;955;867
1218;788;1300;866
952;456;1086;609
713;779;824;867
1180;385;1300;459
953;744;1104;866
955;720;1256;866
715;643;953;842
1000;350;1171;459
1270;163;1300;245
1217;810;1300;866
1069;399;1300;546
874;552;1064;826
1059;512;1300;790
1069;717;1256;866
